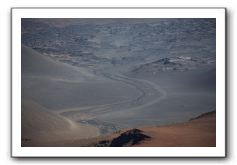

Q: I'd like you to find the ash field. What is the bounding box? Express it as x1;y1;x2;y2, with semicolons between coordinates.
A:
21;18;216;146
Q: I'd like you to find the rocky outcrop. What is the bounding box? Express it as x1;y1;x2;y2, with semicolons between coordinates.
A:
95;129;151;147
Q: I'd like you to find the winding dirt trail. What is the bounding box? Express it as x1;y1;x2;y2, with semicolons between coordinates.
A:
59;71;167;134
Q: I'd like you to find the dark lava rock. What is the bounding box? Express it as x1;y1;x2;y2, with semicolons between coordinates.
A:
95;129;151;147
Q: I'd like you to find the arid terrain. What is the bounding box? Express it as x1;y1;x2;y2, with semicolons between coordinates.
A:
21;18;216;147
22;111;216;147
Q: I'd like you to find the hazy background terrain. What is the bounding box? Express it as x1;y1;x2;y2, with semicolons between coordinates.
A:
21;18;216;139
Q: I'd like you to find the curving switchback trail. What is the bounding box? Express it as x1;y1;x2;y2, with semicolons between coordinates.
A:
59;70;167;134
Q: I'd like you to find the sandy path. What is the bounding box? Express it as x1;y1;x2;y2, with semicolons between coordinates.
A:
58;71;167;134
112;73;167;111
